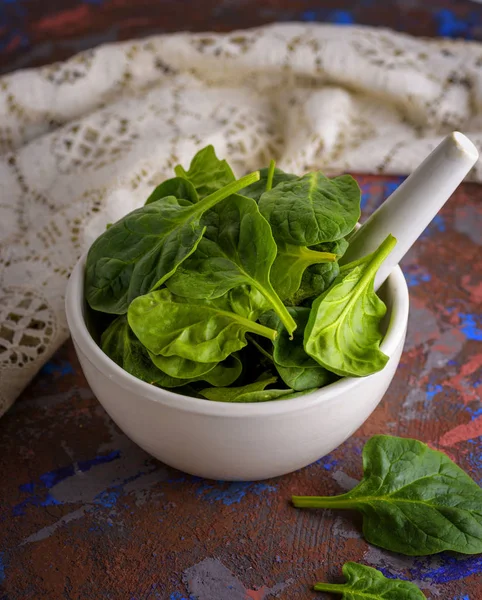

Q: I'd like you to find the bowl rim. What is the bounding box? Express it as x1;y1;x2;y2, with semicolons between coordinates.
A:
66;253;409;417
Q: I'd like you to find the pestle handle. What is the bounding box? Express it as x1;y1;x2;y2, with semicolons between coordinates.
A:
340;132;479;290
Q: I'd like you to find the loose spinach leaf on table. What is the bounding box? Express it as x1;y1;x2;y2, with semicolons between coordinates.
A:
313;562;426;599
175;145;235;198
200;376;298;403
145;177;199;205
85;171;259;314
166;193;297;335
260;307;334;391
239;166;297;201
259;172;361;246
128;289;277;363
270;242;337;301
304;234;396;377
101;316;193;388
293;435;482;556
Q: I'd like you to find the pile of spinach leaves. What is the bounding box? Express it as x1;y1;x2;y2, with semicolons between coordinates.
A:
85;146;396;401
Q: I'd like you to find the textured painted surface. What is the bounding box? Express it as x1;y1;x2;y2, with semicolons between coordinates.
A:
2;1;482;73
0;175;481;599
1;2;482;598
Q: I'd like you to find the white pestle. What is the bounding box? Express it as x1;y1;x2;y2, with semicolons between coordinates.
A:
340;132;479;290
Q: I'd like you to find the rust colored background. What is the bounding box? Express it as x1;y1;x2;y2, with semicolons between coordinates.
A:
1;2;482;599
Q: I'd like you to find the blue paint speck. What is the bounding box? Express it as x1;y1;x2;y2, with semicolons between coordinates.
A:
94;489;121;508
13;451;121;515
426;384;443;402
196;481;276;506
436;9;474;39
458;313;482;341
315;453;339;470
301;10;317;22
41;360;74;376
328;10;354;25
170;593;194;600
421;214;446;238
411;553;482;583
404;270;431;287
0;553;6;585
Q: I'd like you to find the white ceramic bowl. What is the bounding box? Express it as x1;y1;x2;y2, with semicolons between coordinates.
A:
66;254;409;481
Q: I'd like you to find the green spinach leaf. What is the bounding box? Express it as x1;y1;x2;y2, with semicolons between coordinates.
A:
101;316;191;388
148;352;217;379
149;351;242;387
239;166;297;201
270;242;337;301
259;172;360;246
313;562;426;599
200;376;295;403
128;289;277;363
175;145;235;198
287;238;348;305
260;307;334;391
166;194;297;335
275;364;332;392
145;177;198;205
290;262;340;306
304;234;396;377
85;171;259;314
227;285;272;321
293;435;482;556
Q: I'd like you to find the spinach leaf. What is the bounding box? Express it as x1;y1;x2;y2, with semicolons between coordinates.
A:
145;177;198;205
313;562;426;599
200;376;296;403
259;172;360;246
270;242;337;301
275;364;332;392
85;171;259;314
166;194;297;335
201;353;243;386
239;166;297;202
316;237;349;258
175;145;235;198
304;234;396;377
148;352;217;379
293;435;482;556
290;262;340;306
260;307;334;391
228;285;271;321
149;351;242;387
101;316;191;388
128;289;277;363
287;238;349;306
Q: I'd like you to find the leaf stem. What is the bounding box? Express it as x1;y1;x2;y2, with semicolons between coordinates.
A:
313;583;347;594
245;319;278;341
266;160;276;192
196;171;261;213
260;288;297;336
339;255;370;273
292;495;356;509
301;248;337;264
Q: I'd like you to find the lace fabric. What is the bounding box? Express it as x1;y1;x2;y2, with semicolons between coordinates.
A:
1;23;481;416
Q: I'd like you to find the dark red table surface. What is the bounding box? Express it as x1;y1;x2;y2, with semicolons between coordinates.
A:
1;3;482;600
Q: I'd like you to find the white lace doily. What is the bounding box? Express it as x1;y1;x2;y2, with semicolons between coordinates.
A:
1;23;482;416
